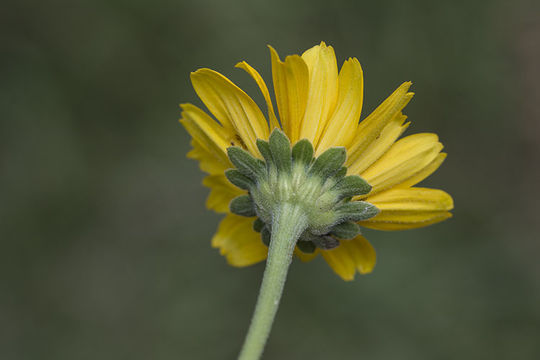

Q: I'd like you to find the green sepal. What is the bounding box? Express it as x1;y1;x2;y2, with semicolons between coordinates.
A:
309;147;346;180
253;218;265;233
268;129;292;172
256;139;273;167
296;240;316;253
334;166;348;180
335;201;379;222
313;236;340;250
291;139;314;165
330;221;361;239
332;175;372;199
261;226;271;246
225;169;255;190
229;195;256;217
227;146;265;178
256;159;267;171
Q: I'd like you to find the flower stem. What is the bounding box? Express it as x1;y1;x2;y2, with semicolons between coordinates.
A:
238;203;308;360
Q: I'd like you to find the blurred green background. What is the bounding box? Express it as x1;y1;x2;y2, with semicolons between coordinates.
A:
2;0;539;359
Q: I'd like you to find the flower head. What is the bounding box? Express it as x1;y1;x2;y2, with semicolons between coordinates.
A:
180;42;453;280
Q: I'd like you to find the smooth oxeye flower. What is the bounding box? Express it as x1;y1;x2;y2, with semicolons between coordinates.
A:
180;42;453;360
180;42;453;280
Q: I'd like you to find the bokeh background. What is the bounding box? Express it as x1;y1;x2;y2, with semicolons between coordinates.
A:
2;0;539;359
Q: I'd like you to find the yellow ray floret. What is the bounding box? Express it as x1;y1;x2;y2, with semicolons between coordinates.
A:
190;69;269;155
317;57;364;154
203;174;244;213
299;42;339;147
211;214;268;267
186;140;229;175
235;61;280;131
346;82;414;174
360;133;444;195
320;235;376;280
361;187;453;230
268;45;309;143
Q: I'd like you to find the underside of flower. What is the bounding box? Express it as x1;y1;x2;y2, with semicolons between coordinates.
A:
226;128;379;252
179;42;455;360
179;42;454;281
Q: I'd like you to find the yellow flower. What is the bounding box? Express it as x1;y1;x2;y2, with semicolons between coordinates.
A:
180;42;453;281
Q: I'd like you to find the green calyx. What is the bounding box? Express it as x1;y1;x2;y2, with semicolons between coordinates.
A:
226;129;379;252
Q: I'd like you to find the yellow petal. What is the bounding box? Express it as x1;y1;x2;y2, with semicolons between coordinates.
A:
395;153;447;189
317;57;364;153
187;139;230;175
360;133;443;196
269;45;309;142
300;42;339;148
235;61;280;130
341;235;377;275
179;103;233;165
361;187;454;230
190;69;269;155
321;246;355;281
321;235;376;281
294;248;319;262
203;174;244;213
347;114;409;176
211;214;268;267
347;82;413;166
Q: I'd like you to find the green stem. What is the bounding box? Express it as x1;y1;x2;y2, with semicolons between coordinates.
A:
238;203;308;360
